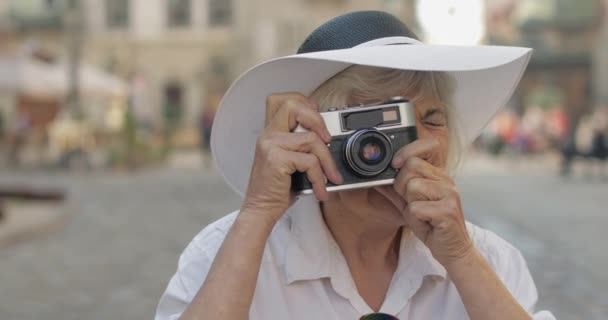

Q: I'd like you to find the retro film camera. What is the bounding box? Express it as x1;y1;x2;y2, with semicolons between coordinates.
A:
291;97;417;194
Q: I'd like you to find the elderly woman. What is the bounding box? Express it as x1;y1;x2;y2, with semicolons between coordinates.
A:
156;11;555;320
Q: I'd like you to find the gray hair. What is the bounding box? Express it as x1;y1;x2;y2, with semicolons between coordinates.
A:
309;65;464;172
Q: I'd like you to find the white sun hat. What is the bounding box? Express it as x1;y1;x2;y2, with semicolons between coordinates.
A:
211;11;532;197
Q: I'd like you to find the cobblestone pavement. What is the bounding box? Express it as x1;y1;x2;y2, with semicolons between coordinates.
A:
0;155;606;320
459;157;608;320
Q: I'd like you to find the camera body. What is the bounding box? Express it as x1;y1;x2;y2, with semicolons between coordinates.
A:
291;97;417;194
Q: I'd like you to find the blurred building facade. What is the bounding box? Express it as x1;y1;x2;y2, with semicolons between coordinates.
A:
596;1;608;104
83;0;416;129
485;0;607;114
0;0;416;133
83;0;236;130
480;0;608;155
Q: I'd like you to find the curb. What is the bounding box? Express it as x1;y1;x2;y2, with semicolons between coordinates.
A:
0;201;74;248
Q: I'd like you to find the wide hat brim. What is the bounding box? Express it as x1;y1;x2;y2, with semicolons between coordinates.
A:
212;37;532;196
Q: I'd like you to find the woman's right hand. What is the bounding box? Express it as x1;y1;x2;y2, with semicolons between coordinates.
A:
178;93;342;320
241;92;343;224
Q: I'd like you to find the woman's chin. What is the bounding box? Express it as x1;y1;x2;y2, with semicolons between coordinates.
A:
368;187;406;225
332;186;406;226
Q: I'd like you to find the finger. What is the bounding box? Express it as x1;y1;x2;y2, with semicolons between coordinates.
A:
401;204;432;242
402;156;450;181
265;92;317;125
392;138;442;168
271;132;342;184
266;94;330;142
408;200;442;224
272;104;330;142
393;157;453;197
374;186;432;242
402;178;451;204
283;151;329;201
395;156;447;183
408;197;462;229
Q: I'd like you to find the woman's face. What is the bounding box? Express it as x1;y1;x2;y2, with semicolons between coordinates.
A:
327;94;450;226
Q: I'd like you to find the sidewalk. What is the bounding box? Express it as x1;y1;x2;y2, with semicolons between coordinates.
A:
166;149;213;170
461;151;563;175
0;159;605;319
462;151;608;182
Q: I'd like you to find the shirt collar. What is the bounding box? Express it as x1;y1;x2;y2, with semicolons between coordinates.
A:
398;231;447;281
283;197;333;284
380;230;446;314
282;196;447;313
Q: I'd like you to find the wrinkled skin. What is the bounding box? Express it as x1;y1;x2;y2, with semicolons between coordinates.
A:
243;92;472;265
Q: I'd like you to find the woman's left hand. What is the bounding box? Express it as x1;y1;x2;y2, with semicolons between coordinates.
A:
376;138;474;267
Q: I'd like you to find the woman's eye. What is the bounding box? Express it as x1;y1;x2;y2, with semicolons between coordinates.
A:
423;111;447;127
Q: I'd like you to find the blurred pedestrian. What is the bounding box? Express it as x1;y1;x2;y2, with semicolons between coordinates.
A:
520;106;545;153
546;105;569;148
162;83;183;157
0;111;5;143
586;111;608;179
199;108;214;153
560;130;577;176
7;112;30;166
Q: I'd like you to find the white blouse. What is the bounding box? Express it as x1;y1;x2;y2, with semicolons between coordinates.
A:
156;197;556;320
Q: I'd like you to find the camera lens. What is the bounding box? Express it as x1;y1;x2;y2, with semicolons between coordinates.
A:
344;129;393;177
360;138;384;164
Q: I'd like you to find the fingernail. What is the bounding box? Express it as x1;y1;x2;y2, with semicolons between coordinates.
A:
392;157;402;168
335;172;343;184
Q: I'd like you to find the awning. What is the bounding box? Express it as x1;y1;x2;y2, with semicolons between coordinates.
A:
0;55;127;99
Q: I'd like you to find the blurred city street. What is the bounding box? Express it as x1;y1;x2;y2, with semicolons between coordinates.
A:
0;153;606;320
1;1;608;319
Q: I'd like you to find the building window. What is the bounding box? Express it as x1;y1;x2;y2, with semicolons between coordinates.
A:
106;0;129;29
209;0;232;27
163;81;184;124
46;0;58;8
168;0;191;28
209;56;229;77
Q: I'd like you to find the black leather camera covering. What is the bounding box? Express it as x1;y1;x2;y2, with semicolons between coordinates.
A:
291;126;417;193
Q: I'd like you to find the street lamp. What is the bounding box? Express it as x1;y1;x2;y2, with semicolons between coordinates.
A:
64;0;84;119
416;0;485;45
